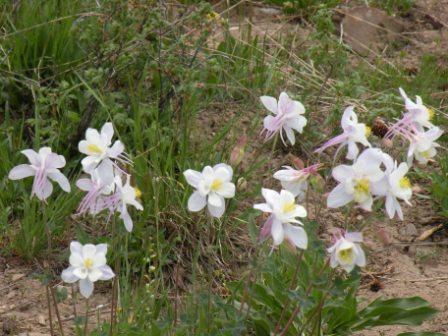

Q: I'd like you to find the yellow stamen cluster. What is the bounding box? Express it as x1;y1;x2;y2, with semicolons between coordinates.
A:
210;179;223;192
134;187;142;198
84;258;94;269
338;247;354;264
420;150;432;159
365;126;372;137
87;144;103;155
399;176;411;189
282;201;296;214
354;178;370;194
427;108;434;120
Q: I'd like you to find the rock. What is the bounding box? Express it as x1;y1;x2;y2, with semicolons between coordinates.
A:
338;6;405;57
37;315;46;326
399;223;418;237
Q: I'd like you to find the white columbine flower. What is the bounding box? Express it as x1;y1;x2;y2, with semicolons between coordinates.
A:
254;188;308;249
399;87;434;130
113;175;144;232
328;231;366;273
327;148;384;211
183;163;235;218
273;164;320;200
315;106;371;160
78;122;127;173
61;241;115;298
407;127;443;165
260;92;307;146
8;147;71;201
371;154;412;220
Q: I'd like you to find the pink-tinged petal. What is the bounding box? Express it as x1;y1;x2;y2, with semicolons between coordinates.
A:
188;191;206;212
70;242;83;255
395;198;403;220
287;116;307;133
284;127;295;145
292;101;305;115
207;202;225;218
76;178;94;191
34;178;53;201
45;153;66;169
260;96;278;114
327;184;353;208
314;133;348;153
345;232;363;243
48;170;71;192
259;216;273;241
263;115;280;131
183;169;202;188
278;92;293;114
8;164;35;180
101;122;114;144
120;208;133;232
98;265;115;280
79;278;94;298
21;149;40;166
81;156;99;173
108;140;124;158
271;219;284;246
253;203;272;213
61;266;78;283
284;224;307;250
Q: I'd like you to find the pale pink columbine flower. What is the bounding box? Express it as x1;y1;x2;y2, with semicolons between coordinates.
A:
273;163;321;199
112;175;144;232
260;92;307;145
76;159;115;215
61;241;115;298
254;188;307;249
315;106;371;160
406;127;443;165
328;231;366;273
78;122;130;173
371;153;412;220
399;87;435;130
8;147;71;201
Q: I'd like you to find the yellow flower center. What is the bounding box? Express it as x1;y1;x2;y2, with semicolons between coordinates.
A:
399;176;411;189
420;149;432;159
427;108;434;120
210;179;223;192
84;258;94;269
282;201;296;214
87;144;103;155
354;178;370;201
134;187;142;198
338;247;354;264
365;126;371;137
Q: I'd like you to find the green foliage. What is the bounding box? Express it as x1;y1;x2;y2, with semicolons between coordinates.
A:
369;0;415;15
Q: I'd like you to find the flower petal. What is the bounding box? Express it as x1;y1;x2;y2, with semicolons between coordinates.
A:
208;193;223;207
70;242;83;255
217;182;235;198
253;203;272;213
82;244;97;259
183;169;202;188
21;149;40;166
271;219;284;246
101;122;114;144
187;191;206;212
120;207;133;232
48;170;71;192
260;96;278;114
99;265;115;280
61;266;79;283
79;278;94;298
8;164;35;180
284;224;308;250
284;127;295;145
327;184;353;208
207;202;225;218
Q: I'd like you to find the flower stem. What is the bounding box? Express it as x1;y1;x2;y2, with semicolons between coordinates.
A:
84;297;90;336
42;201;55;336
50;286;65;336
